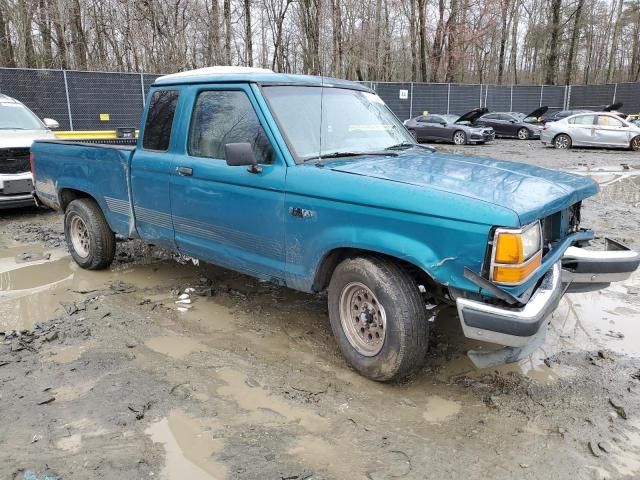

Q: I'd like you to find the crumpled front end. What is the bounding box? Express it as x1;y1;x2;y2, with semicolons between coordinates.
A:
453;199;640;368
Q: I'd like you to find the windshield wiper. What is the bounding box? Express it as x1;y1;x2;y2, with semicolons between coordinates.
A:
304;151;397;162
384;142;416;150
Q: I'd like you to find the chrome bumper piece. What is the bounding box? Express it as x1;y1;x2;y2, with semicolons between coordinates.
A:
456;262;562;348
456;240;639;365
561;238;640;287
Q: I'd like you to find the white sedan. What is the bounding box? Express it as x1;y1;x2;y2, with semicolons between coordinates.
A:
540;112;640;151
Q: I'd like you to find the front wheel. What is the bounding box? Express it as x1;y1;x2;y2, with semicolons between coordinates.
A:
64;198;116;270
631;136;640;151
453;130;467;145
517;127;530;140
554;133;572;149
327;256;429;381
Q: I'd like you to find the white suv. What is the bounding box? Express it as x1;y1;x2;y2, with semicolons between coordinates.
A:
0;94;59;209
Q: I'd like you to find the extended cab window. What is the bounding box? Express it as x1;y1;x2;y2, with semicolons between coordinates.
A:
188;91;274;164
142;90;179;151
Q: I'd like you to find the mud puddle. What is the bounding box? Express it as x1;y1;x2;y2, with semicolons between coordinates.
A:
146;410;226;480
0;249;201;332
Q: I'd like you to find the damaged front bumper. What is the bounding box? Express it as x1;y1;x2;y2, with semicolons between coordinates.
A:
455;240;640;367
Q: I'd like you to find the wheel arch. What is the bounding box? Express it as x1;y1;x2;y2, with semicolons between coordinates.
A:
552;132;572;144
58;188;120;234
59;187;93;211
312;247;439;295
452;129;466;142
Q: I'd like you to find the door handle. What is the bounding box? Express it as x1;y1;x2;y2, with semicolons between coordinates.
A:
176;166;193;176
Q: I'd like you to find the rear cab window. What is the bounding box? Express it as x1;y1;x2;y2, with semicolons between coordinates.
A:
142;90;180;151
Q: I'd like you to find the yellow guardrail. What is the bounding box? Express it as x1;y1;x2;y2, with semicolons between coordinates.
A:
54;130;139;140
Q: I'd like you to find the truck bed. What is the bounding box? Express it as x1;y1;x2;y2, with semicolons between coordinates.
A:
32;140;136;237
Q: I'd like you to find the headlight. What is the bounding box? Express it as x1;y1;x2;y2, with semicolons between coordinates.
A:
491;222;542;285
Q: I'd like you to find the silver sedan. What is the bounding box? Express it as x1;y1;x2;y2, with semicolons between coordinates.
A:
540;112;640;151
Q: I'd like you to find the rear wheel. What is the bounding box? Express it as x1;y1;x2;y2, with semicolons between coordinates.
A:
327;256;429;382
453;130;467;145
64;198;115;270
631;136;640;152
553;133;572;149
517;127;530;140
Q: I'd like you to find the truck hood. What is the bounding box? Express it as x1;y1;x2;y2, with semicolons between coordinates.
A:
0;129;55;148
326;151;599;225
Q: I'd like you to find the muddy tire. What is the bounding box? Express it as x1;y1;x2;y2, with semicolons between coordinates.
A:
453;130;467;145
327;256;429;382
630;136;640;152
517;127;530;140
64;198;115;270
553;133;572;149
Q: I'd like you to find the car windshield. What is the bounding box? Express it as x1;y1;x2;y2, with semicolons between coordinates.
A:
0;102;45;130
511;112;526;120
262;86;415;163
442;114;459;124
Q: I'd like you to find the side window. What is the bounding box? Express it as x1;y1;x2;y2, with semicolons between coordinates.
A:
483;114;498;120
569;115;595;125
430;116;444;124
597;115;623;127
188;90;274;164
422;115;435;123
498;114;512;121
142;90;179;151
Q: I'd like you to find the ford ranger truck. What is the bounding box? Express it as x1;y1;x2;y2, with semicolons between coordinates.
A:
31;67;640;381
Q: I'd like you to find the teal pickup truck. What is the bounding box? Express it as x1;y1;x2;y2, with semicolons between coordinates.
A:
31;67;640;381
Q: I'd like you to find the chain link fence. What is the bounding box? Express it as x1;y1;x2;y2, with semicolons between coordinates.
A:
0;67;638;129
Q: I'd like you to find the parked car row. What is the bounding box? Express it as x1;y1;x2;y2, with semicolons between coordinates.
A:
404;103;640;151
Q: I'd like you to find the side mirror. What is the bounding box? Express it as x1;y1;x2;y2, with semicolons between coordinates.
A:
509;119;516;124
225;142;262;174
43;118;60;129
440;122;447;126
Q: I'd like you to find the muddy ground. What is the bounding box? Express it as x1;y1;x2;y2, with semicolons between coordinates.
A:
1;140;640;480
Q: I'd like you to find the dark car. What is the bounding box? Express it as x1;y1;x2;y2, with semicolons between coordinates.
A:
474;107;547;139
403;108;495;145
516;106;548;126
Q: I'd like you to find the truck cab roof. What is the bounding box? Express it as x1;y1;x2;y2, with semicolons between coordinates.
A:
153;66;372;92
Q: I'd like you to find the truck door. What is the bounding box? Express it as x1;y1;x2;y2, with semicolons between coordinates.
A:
130;89;181;248
169;85;287;283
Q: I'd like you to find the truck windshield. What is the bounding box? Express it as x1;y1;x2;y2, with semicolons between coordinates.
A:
0;103;45;130
262;86;415;163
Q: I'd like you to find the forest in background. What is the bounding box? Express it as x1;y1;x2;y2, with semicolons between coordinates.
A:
0;0;639;85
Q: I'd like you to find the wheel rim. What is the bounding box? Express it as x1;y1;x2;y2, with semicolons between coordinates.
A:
339;282;387;356
518;129;529;140
556;135;569;149
454;132;465;145
633;137;640;150
69;215;90;258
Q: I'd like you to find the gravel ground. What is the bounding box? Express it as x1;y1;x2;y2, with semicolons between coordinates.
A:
1;139;640;480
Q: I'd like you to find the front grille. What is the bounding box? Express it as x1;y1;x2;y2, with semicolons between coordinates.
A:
0;148;30;174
